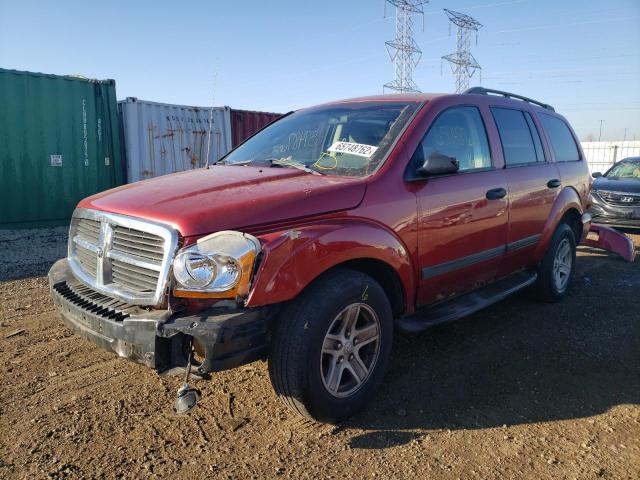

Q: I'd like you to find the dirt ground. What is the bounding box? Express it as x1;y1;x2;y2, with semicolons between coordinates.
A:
0;228;638;479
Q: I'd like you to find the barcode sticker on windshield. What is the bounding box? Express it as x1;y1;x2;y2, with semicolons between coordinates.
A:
328;141;378;158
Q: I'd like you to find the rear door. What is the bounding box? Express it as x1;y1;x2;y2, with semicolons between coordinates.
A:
410;104;509;306
537;112;590;208
489;107;561;275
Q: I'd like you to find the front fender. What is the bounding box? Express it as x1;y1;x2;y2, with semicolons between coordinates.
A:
533;186;584;261
246;220;416;312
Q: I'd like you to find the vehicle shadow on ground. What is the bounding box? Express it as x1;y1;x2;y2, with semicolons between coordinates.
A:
344;252;640;449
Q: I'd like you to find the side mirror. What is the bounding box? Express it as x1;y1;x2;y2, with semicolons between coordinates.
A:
592;172;602;178
417;152;459;176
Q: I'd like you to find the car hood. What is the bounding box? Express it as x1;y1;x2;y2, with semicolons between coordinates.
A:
593;176;640;194
78;166;367;237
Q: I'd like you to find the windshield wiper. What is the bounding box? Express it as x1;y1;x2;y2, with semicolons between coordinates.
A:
216;159;252;166
270;159;323;175
216;158;323;175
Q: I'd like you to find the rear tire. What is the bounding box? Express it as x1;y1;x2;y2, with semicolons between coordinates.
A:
531;222;576;302
268;269;393;423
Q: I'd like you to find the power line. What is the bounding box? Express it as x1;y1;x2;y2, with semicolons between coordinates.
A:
492;15;640;34
441;9;483;93
424;52;639;66
424;0;527;15
383;1;429;94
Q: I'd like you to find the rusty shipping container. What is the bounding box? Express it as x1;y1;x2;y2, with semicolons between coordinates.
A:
119;98;233;183
230;109;281;147
0;68;123;228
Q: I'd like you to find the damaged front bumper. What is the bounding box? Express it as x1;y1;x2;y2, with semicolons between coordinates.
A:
49;259;276;375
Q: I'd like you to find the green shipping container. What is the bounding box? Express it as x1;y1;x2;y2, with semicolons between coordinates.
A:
0;68;123;228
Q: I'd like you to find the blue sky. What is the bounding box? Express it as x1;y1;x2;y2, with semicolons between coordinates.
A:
1;0;639;141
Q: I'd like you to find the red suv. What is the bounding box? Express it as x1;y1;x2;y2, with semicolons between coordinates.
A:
49;87;593;423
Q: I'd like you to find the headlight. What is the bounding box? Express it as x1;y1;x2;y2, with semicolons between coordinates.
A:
172;231;261;299
173;252;219;289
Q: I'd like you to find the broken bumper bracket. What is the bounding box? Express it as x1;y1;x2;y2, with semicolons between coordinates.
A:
581;223;636;262
49;259;277;375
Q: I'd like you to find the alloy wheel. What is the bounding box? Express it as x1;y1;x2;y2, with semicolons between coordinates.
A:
320;303;381;398
552;238;572;292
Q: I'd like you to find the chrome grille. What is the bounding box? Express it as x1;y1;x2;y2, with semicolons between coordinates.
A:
110;225;164;293
597;190;640;207
68;209;178;306
112;226;165;263
74;218;101;276
76;217;101;243
112;260;159;292
76;242;98;276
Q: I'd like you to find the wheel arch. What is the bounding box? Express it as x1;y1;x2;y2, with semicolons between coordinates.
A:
533;186;584;261
560;207;583;244
246;220;416;315
325;258;405;318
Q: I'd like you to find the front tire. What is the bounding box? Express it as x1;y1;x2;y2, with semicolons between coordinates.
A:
268;269;393;423
531;222;576;302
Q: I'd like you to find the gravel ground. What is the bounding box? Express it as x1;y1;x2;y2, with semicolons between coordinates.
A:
0;228;638;479
0;227;68;282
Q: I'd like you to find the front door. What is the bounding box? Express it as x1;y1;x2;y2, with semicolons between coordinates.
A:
410;105;509;306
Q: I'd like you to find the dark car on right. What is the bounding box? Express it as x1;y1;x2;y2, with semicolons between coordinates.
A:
589;156;640;229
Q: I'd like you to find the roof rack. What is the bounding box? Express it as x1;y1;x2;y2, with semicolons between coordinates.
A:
464;87;555;112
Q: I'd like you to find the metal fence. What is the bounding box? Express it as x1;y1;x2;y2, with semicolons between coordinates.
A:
580;141;640;174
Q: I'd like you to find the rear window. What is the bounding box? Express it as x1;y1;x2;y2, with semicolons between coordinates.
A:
491;108;539;166
539;113;580;162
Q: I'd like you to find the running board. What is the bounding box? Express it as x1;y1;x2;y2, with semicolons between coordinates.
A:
398;271;537;333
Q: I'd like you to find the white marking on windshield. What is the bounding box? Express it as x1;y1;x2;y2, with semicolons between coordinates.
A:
328;141;379;158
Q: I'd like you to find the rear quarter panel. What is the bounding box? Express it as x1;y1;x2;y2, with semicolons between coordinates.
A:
531;110;590;259
532;109;591;210
532;186;584;261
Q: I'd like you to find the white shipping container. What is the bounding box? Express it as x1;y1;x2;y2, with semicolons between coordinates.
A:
119;97;232;183
580;141;640;174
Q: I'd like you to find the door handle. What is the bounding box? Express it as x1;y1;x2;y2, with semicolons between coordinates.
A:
547;179;561;188
486;187;507;200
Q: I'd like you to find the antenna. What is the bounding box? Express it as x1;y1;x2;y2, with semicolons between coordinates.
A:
383;0;429;94
598;119;604;142
441;9;482;93
205;70;218;168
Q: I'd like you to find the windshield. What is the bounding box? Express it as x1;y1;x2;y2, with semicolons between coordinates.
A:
220;101;421;177
605;160;640;179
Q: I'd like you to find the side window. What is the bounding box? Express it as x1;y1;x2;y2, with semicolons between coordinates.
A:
524;112;546;162
491;108;539;166
411;106;492;172
538;113;580;162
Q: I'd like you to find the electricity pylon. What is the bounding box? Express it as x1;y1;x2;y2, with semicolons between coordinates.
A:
383;0;429;93
441;8;482;93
